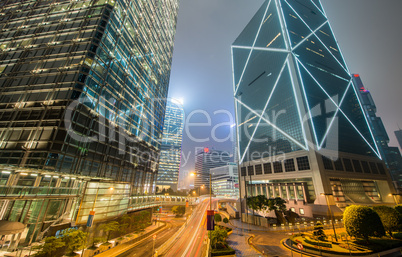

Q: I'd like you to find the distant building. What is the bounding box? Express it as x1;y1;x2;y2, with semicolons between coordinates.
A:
232;0;395;218
211;163;239;198
396;130;402;150
353;75;402;189
157;99;184;191
194;148;231;189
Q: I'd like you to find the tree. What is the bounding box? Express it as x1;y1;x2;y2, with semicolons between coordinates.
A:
209;226;228;249
99;221;121;241
246;195;268;214
223;218;229;224
246;196;287;224
214;213;222;223
343;205;385;243
172;206;186;216
313;222;326;241
61;228;88;255
35;236;65;257
373;206;400;237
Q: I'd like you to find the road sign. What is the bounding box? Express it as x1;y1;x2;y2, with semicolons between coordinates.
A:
297;243;303;250
153;234;156;240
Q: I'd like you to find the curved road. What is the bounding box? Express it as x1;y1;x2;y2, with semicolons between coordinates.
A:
163;199;217;257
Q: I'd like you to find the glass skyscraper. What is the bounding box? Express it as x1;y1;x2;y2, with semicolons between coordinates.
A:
156;98;184;191
232;0;395;216
194;148;231;189
0;0;179;246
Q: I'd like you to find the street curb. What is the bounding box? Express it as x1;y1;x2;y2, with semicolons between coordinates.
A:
247;234;266;256
281;238;318;257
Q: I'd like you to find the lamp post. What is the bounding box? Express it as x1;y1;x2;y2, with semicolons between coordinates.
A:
321;193;337;242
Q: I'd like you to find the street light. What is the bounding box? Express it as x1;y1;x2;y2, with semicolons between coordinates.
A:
320;193;338;242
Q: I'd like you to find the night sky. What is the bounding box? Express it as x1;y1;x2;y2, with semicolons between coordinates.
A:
167;0;402;176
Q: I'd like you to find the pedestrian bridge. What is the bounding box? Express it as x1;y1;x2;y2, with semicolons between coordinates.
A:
128;195;198;212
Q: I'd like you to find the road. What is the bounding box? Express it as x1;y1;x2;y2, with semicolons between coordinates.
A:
114;213;186;257
163;199;217;257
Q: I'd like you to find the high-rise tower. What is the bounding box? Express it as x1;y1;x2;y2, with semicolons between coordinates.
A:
194;148;231;189
232;0;395;216
0;0;179;246
156;98;184;191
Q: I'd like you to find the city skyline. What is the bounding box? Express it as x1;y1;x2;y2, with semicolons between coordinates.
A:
169;0;402;174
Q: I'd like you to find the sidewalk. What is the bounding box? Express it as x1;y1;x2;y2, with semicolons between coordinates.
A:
88;221;167;257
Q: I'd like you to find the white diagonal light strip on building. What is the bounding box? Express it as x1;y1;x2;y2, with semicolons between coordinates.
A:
231;46;237;92
297;59;381;157
276;0;292;51
309;0;327;18
292;20;328;51
323;21;351;74
234;0;272;96
287;57;308;149
238;57;289;163
232;45;289;53
234;100;242;163
318;80;352;150
283;0;349;74
348;79;382;158
237;98;308;153
294;55;320;146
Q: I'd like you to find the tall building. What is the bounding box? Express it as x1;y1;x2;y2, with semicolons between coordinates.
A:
353;74;402;189
156;98;184;191
0;0;179;247
194;148;231;189
211;163;239;198
396;130;402;150
232;0;395;217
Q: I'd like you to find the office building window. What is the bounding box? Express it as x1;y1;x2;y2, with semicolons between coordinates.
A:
343;159;354;172
284;159;296;172
352;160;363;173
273;161;283;173
263;163;272;174
334;159;344;171
299;208;305;215
296;156;310;171
247;166;254;176
241;167;247;176
255;164;263;175
361;161;371;174
369;162;379;174
322;156;334;170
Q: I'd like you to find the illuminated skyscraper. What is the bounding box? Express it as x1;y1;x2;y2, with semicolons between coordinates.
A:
0;0;179;246
194;148;231;189
232;0;395;216
156;98;184;191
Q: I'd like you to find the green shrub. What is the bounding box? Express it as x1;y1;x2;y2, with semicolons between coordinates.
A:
372;206;400;237
344;205;385;242
211;247;236;256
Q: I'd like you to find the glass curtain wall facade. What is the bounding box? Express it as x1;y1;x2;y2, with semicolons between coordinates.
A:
232;0;394;214
156;98;184;191
0;0;179;245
